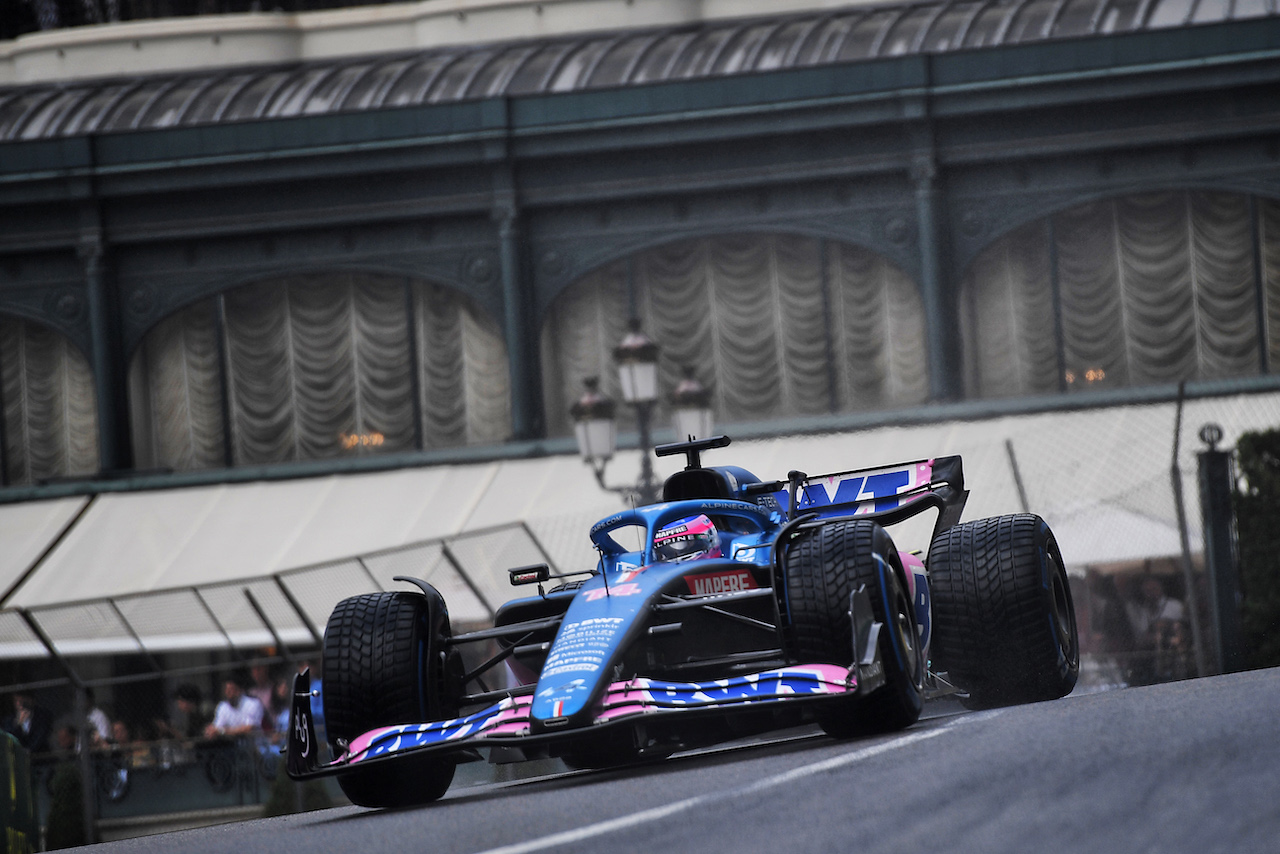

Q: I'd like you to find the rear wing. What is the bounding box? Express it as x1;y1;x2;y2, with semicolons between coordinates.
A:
750;456;968;536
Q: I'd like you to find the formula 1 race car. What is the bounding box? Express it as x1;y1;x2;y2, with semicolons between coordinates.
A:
288;435;1078;807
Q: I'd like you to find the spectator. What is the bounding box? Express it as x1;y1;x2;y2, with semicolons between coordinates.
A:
248;662;278;728
1089;573;1135;686
111;719;153;767
274;679;292;733
204;675;266;739
52;722;78;757
156;683;209;740
85;689;112;748
4;692;53;754
1123;575;1188;685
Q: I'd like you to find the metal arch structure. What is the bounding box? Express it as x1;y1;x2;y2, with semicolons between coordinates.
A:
528;206;925;323
2;4;1280;477
115;237;512;359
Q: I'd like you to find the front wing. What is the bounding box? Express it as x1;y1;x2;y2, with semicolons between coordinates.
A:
287;662;871;781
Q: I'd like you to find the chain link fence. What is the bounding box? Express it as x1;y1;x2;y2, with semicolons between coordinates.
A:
945;389;1280;694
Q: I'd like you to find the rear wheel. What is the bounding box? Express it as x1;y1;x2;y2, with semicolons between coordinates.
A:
928;514;1079;708
783;520;924;735
322;589;461;807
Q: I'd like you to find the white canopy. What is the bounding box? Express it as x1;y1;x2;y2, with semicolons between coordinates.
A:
0;496;88;604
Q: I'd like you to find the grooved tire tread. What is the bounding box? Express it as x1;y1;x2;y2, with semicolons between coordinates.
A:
928;514;1079;707
322;591;456;806
783;520;923;734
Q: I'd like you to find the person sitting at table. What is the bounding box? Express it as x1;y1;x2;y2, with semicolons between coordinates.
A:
204;675;266;739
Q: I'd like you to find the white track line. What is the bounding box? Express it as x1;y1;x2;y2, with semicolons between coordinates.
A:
470;725;952;854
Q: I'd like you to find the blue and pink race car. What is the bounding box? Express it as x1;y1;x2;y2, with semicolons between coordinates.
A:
287;436;1079;807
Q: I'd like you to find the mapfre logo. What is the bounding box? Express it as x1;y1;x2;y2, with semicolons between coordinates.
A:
685;570;757;596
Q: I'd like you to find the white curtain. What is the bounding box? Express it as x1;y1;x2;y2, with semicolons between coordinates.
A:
828;239;929;411
542;234;928;437
0;318;98;485
963;192;1273;398
415;281;511;448
962;219;1059;396
130;299;225;471
131;272;510;470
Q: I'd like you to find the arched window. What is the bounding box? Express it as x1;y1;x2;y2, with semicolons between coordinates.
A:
541;234;927;436
0;316;98;485
962;192;1279;398
130;273;510;471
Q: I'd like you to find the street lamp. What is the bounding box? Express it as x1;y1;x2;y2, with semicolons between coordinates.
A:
569;376;616;469
570;321;713;505
671;366;712;443
614;320;660;406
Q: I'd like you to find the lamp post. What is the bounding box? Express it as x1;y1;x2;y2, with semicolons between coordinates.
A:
569;376;616;472
613;321;660;504
671;366;713;443
571;322;712;506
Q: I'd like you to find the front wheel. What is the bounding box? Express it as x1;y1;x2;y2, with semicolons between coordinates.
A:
783;520;925;736
928;514;1079;708
322;589;461;807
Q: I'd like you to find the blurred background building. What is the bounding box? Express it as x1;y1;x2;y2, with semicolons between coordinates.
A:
2;0;1279;839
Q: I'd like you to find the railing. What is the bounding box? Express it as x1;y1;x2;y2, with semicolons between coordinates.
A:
35;735;279;820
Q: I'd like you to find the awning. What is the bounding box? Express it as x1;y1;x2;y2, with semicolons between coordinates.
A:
0;496;89;604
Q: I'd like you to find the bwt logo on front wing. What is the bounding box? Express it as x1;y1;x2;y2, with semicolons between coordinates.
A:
685;570;758;595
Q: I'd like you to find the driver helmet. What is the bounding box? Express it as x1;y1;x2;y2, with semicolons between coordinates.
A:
653;514;720;562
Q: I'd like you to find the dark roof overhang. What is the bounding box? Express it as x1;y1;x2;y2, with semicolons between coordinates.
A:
2;0;1278;142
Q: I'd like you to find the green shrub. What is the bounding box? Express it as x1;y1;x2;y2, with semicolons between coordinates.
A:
44;762;88;850
1232;428;1280;669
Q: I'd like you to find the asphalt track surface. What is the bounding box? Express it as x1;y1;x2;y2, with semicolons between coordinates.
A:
96;667;1279;854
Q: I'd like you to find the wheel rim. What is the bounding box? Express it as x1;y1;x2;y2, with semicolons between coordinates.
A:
1048;553;1075;656
888;572;922;683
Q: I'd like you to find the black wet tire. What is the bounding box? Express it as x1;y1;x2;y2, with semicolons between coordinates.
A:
783;520;925;735
322;589;460;807
928;514;1079;708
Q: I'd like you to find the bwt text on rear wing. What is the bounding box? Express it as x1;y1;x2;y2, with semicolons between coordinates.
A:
750;455;967;535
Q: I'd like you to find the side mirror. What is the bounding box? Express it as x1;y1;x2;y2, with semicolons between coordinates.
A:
508;564;551;587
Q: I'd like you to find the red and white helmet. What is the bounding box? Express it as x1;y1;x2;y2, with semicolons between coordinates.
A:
653;514;720;562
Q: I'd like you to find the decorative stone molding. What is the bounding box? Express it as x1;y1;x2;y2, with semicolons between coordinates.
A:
0;0;873;85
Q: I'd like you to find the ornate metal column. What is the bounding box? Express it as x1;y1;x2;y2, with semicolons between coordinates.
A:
493;192;544;441
910;151;961;402
486;95;545;441
1198;424;1245;673
78;227;131;474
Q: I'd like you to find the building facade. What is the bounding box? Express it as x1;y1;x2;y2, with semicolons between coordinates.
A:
1;0;1279;489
